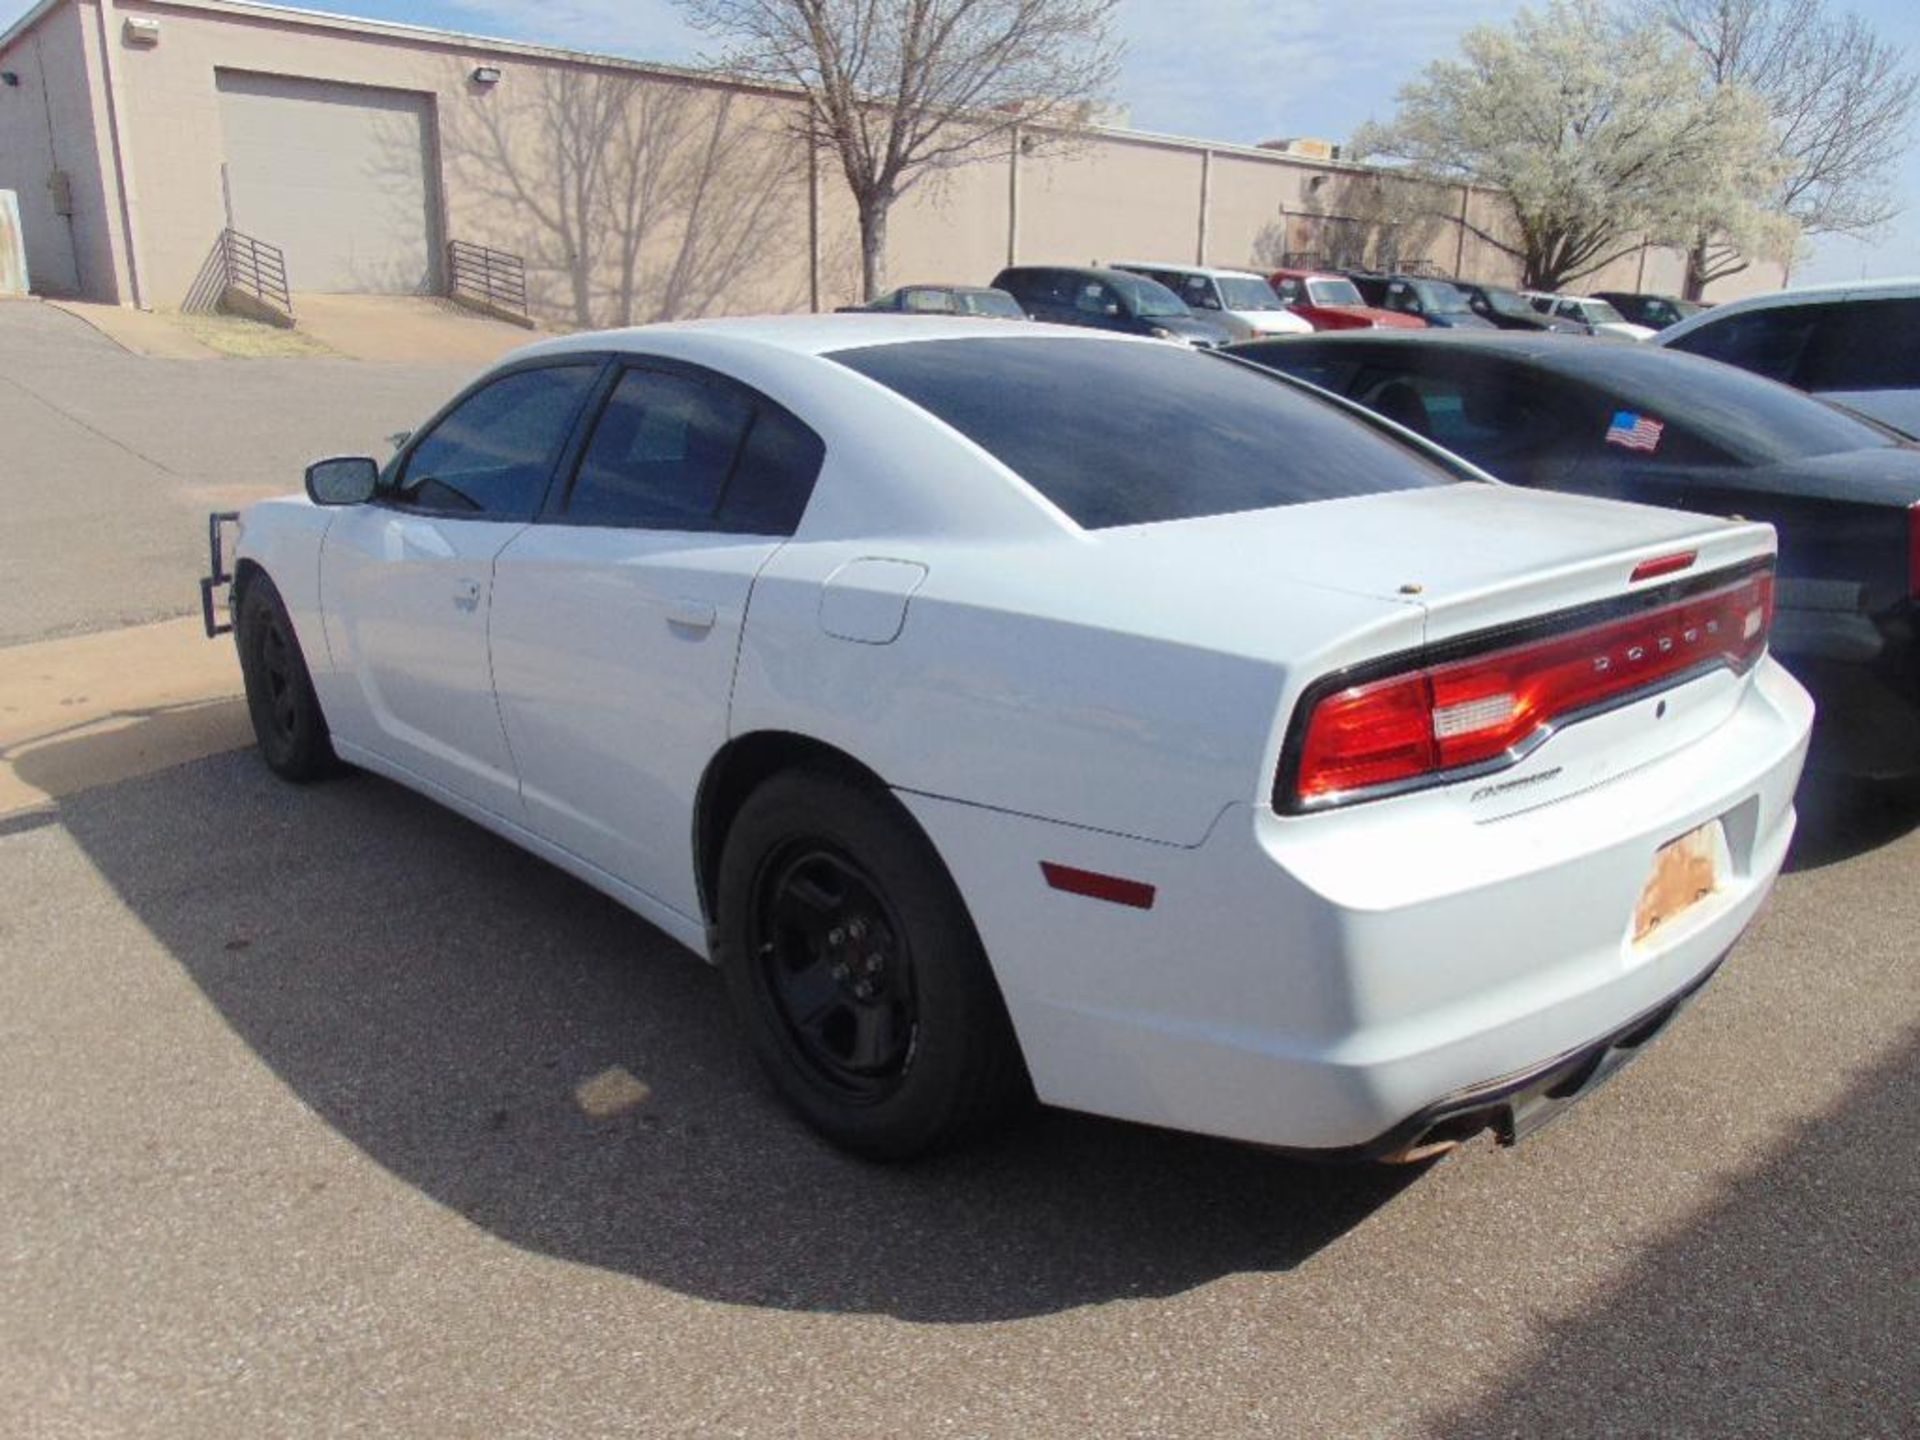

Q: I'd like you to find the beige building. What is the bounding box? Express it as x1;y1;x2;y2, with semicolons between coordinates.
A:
0;0;1782;327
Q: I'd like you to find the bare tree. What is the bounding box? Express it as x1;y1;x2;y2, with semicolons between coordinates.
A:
1357;0;1785;293
440;65;807;327
1657;0;1918;296
677;0;1122;298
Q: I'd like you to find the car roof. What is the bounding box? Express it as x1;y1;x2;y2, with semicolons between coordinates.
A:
1111;261;1267;281
1655;276;1920;345
508;313;1146;362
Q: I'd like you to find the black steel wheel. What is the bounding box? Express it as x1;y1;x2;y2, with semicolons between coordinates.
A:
236;574;335;782
715;768;1030;1158
751;843;919;1100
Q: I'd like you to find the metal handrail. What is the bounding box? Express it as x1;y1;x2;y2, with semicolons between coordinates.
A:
221;228;292;316
447;239;528;319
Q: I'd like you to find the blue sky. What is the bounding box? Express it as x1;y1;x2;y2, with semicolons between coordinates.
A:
125;0;1920;282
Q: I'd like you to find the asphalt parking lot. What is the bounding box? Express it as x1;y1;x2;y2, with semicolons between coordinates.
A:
1;301;1916;1437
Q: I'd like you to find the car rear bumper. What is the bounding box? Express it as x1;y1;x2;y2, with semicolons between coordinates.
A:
903;657;1813;1152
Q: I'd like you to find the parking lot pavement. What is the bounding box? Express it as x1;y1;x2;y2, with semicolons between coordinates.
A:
1;740;1914;1437
0;301;476;646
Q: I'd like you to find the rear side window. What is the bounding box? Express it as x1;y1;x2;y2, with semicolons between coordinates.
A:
395;364;598;518
1795;299;1920;392
563;367;823;534
832;336;1459;529
1665;304;1820;384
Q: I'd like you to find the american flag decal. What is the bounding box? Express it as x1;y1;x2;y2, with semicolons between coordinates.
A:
1606;410;1664;452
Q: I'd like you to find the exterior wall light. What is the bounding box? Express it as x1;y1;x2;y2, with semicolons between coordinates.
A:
471;65;502;86
123;16;161;46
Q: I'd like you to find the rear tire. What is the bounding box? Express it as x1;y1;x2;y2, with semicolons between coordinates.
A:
236;574;336;783
714;768;1030;1159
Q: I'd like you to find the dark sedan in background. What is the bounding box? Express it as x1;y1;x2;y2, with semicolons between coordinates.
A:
1458;282;1584;334
1228;331;1920;776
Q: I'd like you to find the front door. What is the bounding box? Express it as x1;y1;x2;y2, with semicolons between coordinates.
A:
320;360;601;815
490;360;825;917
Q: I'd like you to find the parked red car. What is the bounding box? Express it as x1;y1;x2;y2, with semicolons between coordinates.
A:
1269;269;1426;331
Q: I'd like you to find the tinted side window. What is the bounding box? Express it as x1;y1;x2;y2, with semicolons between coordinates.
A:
1272;276;1302;303
1796;299;1920;391
833;337;1459;529
564;367;824;535
902;288;956;314
1665;304;1819;384
395;365;598;518
567;369;753;529
720;406;827;535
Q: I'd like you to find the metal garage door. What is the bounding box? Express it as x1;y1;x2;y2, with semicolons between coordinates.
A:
216;70;439;294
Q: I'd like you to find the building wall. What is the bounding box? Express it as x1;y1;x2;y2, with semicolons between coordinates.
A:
8;0;1787;319
0;0;122;298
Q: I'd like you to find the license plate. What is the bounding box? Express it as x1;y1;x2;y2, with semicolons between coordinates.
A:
1632;821;1725;945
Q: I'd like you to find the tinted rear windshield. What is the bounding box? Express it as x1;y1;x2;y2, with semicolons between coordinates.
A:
832;336;1461;529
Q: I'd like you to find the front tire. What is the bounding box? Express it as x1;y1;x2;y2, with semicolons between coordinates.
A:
236;574;335;783
714;769;1030;1159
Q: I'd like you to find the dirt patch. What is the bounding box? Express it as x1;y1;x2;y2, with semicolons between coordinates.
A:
175;312;340;359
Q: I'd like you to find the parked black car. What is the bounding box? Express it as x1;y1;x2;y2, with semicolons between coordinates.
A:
991;265;1235;346
1458;282;1584;334
1346;273;1496;329
1227;330;1920;776
836;284;1027;319
1592;292;1705;331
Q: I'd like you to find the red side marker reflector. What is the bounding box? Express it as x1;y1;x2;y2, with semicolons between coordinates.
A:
1630;551;1697;583
1041;862;1156;910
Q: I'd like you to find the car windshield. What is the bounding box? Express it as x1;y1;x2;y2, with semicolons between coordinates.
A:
960;289;1025;319
1306;278;1366;307
1483;289;1536;318
1109;272;1191;318
1413;280;1472;314
1216;275;1284;310
831;337;1460;529
1583;300;1630;325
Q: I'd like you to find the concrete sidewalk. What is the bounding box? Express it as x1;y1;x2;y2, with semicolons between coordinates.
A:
0;617;248;816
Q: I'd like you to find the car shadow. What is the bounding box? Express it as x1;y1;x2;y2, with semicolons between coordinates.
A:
1784;766;1920;873
32;743;1422;1323
1428;1024;1920;1437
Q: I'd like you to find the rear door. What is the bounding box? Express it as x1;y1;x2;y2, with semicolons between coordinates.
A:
489;360;825;917
321;360;602;814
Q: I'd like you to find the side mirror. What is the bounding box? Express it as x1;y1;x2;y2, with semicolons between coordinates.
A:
305;456;380;507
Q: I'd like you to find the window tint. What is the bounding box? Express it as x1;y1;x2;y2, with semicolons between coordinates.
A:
564;367;823;534
716;405;826;535
902;288;956;314
1272;276;1303;303
1795;299;1920;392
395;365;597;517
567;369;752;528
832;336;1460;530
1665;303;1820;384
1352;362;1577;467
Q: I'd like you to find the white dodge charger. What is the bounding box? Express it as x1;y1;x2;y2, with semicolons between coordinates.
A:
202;315;1813;1161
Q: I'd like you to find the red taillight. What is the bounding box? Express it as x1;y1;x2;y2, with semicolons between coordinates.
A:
1909;503;1919;598
1630;551;1696;583
1290;568;1774;809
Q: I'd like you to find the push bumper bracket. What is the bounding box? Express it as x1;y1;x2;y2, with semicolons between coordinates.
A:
199;511;240;638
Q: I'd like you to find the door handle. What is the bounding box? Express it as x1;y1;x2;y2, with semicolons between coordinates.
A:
666;597;717;632
453;578;482;612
